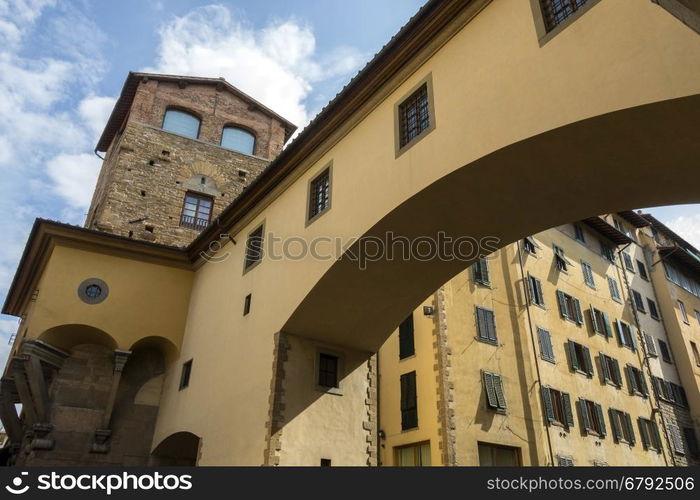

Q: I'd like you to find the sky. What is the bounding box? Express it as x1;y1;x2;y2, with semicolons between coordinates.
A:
0;0;699;365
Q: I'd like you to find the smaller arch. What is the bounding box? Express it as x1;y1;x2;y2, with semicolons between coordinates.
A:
128;336;179;367
151;431;200;466
220;125;256;155
161;107;201;139
38;324;118;352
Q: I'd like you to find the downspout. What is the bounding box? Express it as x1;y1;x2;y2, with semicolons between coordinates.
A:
617;242;673;466
515;240;555;466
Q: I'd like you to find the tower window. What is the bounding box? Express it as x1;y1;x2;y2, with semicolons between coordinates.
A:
398;83;429;149
180;192;213;231
539;0;590;33
308;167;331;222
162;109;200;139
244;224;265;271
221;126;255;155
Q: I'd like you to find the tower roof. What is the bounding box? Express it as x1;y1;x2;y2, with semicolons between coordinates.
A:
95;72;298;153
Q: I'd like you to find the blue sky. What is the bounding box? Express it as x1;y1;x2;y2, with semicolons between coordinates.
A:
1;0;699;365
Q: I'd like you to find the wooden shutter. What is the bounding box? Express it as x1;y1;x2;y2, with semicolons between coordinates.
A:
541;387;554;423
590;306;600;332
626;365;638;394
493;374;506;410
595;403;606;437
684;428;699;457
583;346;593;377
579;399;591;433
651;421;662;453
602;312;613;338
573;298;584;325
482;371;497;408
600;353;610;383
562;392;574;428
609;408;622;442
534;278;544;306
625;413;635;445
612;358;622;387
398;314;415;359
486;309;497;343
644;333;657;356
568;340;579;371
476;307;489;341
629;327;638;351
639;372;649;397
538;328;554;362
400;371;418;430
670;425;685;454
556;291;568;319
616;320;627;346
639;418;650;449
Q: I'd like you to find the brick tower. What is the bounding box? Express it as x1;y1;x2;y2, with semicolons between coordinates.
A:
86;72;296;247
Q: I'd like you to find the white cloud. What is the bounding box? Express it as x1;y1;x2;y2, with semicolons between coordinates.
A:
665;213;700;249
79;95;117;143
147;5;366;128
46;153;102;210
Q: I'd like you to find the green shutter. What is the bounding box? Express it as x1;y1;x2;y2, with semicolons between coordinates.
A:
602;312;613;338
535;278;544;306
639;418;650;449
651;421;662;453
579;398;591;433
600;353;610;383
494;374;506;410
573;298;584;325
609;408;622;442
538;328;554;362
583;346;594;377
557;291;568;319
612;358;622;388
629;327;638;351
595;403;606;437
627;365;638;394
625;413;635;445
562;392;574;428
616;320;627;346
590;306;600;333
482;371;497;408
541;387;554;423
487;310;497;343
568;340;579;371
640;372;649;397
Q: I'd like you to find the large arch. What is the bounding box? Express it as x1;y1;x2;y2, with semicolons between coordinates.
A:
150;431;201;466
38;324;118;352
283;94;700;352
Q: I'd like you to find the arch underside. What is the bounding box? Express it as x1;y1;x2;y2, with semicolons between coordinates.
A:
284;94;700;352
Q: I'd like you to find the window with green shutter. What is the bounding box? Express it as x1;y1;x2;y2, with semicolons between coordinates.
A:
600;353;622;388
557;455;574;466
579;398;606;437
647;299;660;320
482;370;507;413
523;236;538;255
623;253;635;273
541;387;573;429
589;307;612;337
528;275;545;307
601;243;616;263
400;371;418;430
637;259;649;280
638;417;662;452
669;425;685;455
567;340;593;377
581;261;595;288
537;327;555;363
476;306;497;345
608;276;622;302
643;333;657;357
556;290;583;325
627;365;648;398
658;339;672;363
609;408;635;444
472;258;490;286
553;245;570;272
574;224;586;243
615;320;637;351
398;314;415;360
631;290;646;313
684;428;699;457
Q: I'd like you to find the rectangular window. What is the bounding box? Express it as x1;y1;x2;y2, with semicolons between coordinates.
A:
607;276;622;302
574;224;585;243
643;332;657;357
244;224;264;270
663;261;700;298
567;340;593;377
541;387;574;429
557;455;574;467
647;298;660;320
581;261;595;288
691;341;700;366
398;83;430;149
482;371;507;413
395;442;431;466
180;192;213;231
679;300;689;323
472;258;490;286
684;428;700;457
538;327;555;363
179;359;193;390
599;353;622;388
579;398;606;437
539;0;591;32
609;408;635;444
601;243;616;263
553;245;569;272
398;314;415;360
527;275;545;307
652;376;670;401
318;353;339;388
637;260;649;280
243;294;252;316
308;167;331;222
622;253;635;273
475;306;497;345
478;443;520;466
638;417;662;452
400;371;418;430
320;458;332;467
658;339;672;363
556;290;583;325
671;382;688;407
626;364;648;397
615;319;637;351
523;236;538;254
589;306;613;337
631;290;646;313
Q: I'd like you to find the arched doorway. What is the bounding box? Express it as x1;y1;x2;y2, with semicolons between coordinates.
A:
150;431;201;466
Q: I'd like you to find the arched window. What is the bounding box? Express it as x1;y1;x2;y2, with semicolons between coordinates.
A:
221;126;255;155
162;109;200;139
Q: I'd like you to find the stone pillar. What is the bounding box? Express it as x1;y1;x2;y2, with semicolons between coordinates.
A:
10;356;38;426
0;378;23;446
91;349;131;453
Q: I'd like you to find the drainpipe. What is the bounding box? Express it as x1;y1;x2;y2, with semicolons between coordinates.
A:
515;240;555;466
617;242;673;466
